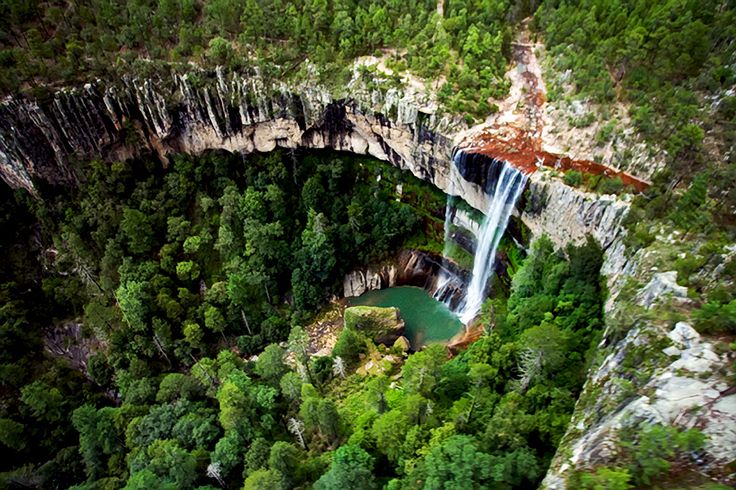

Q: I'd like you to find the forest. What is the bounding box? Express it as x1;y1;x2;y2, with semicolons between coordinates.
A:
0;0;530;117
1;0;735;488
0;148;711;489
0;148;618;488
537;0;736;232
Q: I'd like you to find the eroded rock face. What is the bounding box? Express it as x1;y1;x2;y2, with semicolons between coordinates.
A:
343;267;396;298
342;249;467;309
0;68;462;200
0;68;632;257
543;321;735;490
636;271;689;309
521;170;630;249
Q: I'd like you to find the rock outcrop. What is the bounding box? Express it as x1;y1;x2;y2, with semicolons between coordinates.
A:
521;169;630;250
0;67;462;200
542;232;736;487
543;321;735;488
344;306;405;346
343;249;468;309
636;271;690;309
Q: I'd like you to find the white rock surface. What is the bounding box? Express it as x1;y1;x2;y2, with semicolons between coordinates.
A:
636;271;689;309
521;172;629;249
543;318;735;489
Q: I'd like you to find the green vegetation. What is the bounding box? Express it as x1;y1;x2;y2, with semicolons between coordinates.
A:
0;0;536;117
536;0;735;175
623;168;736;331
563;169;582;187
573;423;707;489
0;146;608;487
0;150;435;486
537;0;736;236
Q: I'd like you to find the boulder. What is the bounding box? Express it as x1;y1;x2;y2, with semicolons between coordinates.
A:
343;271;367;297
392;336;411;353
343;265;395;297
344;306;405;346
667;321;700;347
636;271;689;309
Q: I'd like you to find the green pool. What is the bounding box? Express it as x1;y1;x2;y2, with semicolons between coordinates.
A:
349;286;464;348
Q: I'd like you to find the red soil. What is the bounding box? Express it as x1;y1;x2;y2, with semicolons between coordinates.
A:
459;127;650;193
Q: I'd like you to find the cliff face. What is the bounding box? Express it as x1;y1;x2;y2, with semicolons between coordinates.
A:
0;67;630;253
0;68;460;199
343;249;468;307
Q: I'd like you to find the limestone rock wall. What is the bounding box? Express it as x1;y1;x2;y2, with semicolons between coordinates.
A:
521;170;630;250
0;67;460;198
343;249;465;303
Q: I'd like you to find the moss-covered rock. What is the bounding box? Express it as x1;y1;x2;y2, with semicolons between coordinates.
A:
344;306;405;346
392;336;411;354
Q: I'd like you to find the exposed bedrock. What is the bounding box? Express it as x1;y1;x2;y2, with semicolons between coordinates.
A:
0;68;458;197
0;68;628;256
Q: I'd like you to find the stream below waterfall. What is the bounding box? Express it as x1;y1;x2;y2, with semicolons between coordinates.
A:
349;286;463;348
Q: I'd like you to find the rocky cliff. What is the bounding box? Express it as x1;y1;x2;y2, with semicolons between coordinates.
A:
343;249;467;308
541;227;736;488
0;66;462;198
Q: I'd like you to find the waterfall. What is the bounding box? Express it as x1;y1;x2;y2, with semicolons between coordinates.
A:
432;187;456;303
433;150;528;324
456;158;528;324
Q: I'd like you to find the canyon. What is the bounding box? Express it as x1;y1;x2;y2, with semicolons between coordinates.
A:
1;46;733;488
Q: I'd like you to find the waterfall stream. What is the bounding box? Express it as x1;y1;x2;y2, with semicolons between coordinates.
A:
432;167;458;304
437;151;529;324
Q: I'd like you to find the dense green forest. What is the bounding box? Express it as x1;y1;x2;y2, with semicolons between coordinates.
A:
0;0;534;116
538;1;736;339
537;0;736;231
0;148;614;488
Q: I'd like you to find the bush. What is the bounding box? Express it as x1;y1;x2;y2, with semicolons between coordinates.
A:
597;176;624;195
332;328;368;367
624;424;706;486
693;300;736;334
563;170;583;187
579;467;632;490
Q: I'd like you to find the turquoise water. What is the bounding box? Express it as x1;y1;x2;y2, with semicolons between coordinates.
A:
349;286;464;348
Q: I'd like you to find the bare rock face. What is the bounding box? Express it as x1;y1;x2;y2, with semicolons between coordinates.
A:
342;250;466;309
0;67;461;199
636;271;689;309
343;265;398;298
543;316;735;488
521;170;630;249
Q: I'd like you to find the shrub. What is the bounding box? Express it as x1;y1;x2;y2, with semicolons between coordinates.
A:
597;176;624;195
579;467;632;490
563;170;583;187
624;424;706;486
693;300;736;334
332;328;368;367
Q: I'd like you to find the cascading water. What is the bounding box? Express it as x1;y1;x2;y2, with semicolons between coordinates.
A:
432;171;457;304
456;156;528;324
435;150;529;324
